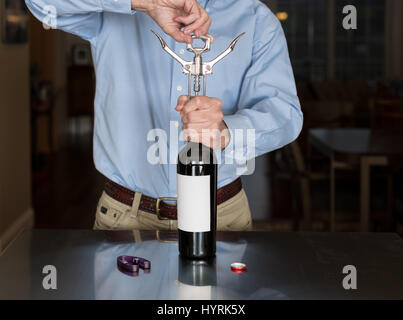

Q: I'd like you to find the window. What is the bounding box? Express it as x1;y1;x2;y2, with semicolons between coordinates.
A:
267;0;387;82
275;0;328;82
334;0;385;82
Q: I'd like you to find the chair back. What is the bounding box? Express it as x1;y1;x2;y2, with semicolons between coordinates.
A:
369;99;403;130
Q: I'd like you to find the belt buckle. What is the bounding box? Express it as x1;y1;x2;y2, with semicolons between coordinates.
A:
156;197;177;220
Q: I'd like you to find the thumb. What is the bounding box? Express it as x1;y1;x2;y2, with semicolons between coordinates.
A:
168;28;193;44
176;95;189;111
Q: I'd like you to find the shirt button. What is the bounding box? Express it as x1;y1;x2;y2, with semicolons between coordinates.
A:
177;85;183;91
114;0;119;2
206;8;210;13
179;49;185;54
174;121;179;128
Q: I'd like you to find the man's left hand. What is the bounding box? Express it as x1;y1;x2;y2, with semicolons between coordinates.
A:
175;95;230;150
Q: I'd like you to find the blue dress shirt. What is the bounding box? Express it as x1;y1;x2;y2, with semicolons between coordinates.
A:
26;0;303;199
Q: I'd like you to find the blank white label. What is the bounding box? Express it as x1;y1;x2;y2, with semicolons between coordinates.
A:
177;174;211;232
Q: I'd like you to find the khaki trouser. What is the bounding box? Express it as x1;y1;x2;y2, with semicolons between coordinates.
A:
93;188;252;231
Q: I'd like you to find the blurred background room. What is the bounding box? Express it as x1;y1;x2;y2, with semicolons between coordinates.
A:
0;0;402;252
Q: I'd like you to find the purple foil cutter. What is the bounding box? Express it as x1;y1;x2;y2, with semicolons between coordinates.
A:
117;256;151;273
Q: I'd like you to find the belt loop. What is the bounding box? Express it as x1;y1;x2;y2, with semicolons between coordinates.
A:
131;192;142;217
132;230;142;243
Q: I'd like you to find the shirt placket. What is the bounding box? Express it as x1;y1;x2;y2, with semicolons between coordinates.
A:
168;40;188;197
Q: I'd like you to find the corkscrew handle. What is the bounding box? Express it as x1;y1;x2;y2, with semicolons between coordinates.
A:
151;31;245;97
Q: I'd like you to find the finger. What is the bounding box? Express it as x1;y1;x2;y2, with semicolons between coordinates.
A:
182;128;200;143
185;121;221;132
194;16;212;38
182;2;202;34
182;97;221;115
176;95;189;111
181;99;200;115
183;0;199;15
192;97;222;111
184;15;209;36
182;127;218;149
174;13;199;26
181;110;210;124
184;10;209;35
182;109;223;129
166;26;193;43
206;34;215;43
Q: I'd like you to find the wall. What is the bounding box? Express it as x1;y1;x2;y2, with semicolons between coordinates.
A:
29;14;68;153
0;7;33;252
385;0;403;80
29;15;92;151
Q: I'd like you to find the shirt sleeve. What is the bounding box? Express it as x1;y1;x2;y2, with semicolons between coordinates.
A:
25;0;135;42
223;5;303;163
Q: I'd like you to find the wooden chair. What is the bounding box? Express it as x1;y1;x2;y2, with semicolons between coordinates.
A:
295;131;400;232
346;80;374;127
289;140;358;231
368;98;403;229
289;141;327;226
346;80;373;102
369;98;403;130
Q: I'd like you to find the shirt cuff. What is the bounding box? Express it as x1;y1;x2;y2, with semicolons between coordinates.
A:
224;114;253;133
222;114;255;163
101;0;136;14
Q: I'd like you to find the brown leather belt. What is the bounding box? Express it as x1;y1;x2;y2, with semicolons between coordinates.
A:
104;177;242;220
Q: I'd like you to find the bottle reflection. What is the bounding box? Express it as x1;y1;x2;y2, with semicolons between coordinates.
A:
177;256;217;300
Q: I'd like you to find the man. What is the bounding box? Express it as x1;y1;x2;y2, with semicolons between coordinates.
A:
26;0;303;231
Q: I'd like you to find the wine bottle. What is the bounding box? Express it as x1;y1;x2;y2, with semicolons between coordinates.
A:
177;142;217;259
177;257;217;300
151;31;244;258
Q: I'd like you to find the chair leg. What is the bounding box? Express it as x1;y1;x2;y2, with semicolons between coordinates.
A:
291;174;300;231
300;177;311;225
360;156;388;232
49;112;54;154
360;158;370;232
387;174;394;230
330;156;336;232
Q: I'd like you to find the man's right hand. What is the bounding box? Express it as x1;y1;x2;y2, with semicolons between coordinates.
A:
131;0;212;44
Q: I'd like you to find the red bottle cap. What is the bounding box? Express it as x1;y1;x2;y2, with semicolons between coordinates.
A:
231;262;247;273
